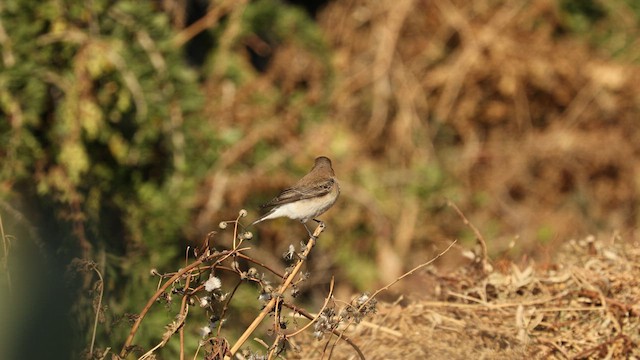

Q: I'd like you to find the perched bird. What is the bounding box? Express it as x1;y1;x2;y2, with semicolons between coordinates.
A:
251;156;340;238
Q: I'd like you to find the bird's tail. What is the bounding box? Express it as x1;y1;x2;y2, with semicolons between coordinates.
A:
250;208;275;226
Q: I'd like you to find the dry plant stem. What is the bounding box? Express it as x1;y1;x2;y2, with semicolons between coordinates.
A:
253;338;272;351
358;239;458;312
217;279;244;336
188;265;254;295
447;200;490;271
266;279;336;359
119;249;237;358
0;214;12;292
325;315;365;360
423;290;570;310
579;289;640;317
321;240;458;358
179;271;193;360
193;342;203;360
327;320;351;360
227;222;326;357
288;277;335;337
571;334;629;359
266;336;283;360
281;302;365;360
89;265;105;357
236;252;285;278
539;338;570;359
139;310;187;360
173;0;241;47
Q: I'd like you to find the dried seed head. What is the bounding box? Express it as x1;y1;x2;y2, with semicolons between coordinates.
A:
283;244;295;260
258;291;272;303
239;209;248;217
219;221;228;229
200;325;212;338
204;276;222;292
214;292;229;302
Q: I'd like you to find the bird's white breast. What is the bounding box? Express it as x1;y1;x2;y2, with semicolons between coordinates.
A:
267;190;338;223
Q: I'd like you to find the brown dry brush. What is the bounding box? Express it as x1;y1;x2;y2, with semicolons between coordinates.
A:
108;206;458;360
114;210;376;360
288;235;640;360
317;0;640;248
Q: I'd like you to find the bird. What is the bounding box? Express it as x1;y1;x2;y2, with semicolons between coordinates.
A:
251;156;340;239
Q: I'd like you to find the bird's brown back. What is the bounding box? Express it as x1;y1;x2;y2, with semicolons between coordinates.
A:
260;157;336;208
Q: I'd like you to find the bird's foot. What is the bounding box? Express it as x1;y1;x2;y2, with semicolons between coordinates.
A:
312;218;326;229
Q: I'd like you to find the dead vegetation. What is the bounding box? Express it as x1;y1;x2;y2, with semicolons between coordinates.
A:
186;1;640;357
315;0;640;249
196;0;640;288
291;235;640;359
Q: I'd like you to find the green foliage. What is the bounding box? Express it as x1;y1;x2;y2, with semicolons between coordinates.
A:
0;0;213;355
243;0;326;54
557;0;640;58
559;0;607;33
0;0;337;357
1;0;209;249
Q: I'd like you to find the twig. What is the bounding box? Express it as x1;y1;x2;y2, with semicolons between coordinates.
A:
173;0;240;47
89;264;105;356
327;320;350;360
119;249;239;358
281;302;365;360
266;335;284;360
138;311;187;360
236;252;285;278
288;278;335;337
318;240;457;359
193;342;203;360
217;279;244;336
359;239;458;312
226;222;325;357
447;200;491;273
179;270;193;360
0;201;43;259
578;289;640;317
538;338;570;359
0;214;12;292
421;290;572;309
571;334;629;360
253;337;271;350
321;241;457;360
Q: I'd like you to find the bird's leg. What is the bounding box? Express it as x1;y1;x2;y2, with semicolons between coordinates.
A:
312;218;325;228
302;221;317;240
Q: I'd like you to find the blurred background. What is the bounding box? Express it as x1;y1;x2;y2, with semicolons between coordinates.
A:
2;0;640;358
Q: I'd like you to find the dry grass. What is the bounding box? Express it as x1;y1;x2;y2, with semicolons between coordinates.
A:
291;235;640;359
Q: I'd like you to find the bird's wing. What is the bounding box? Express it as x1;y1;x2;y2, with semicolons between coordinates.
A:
260;178;335;208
